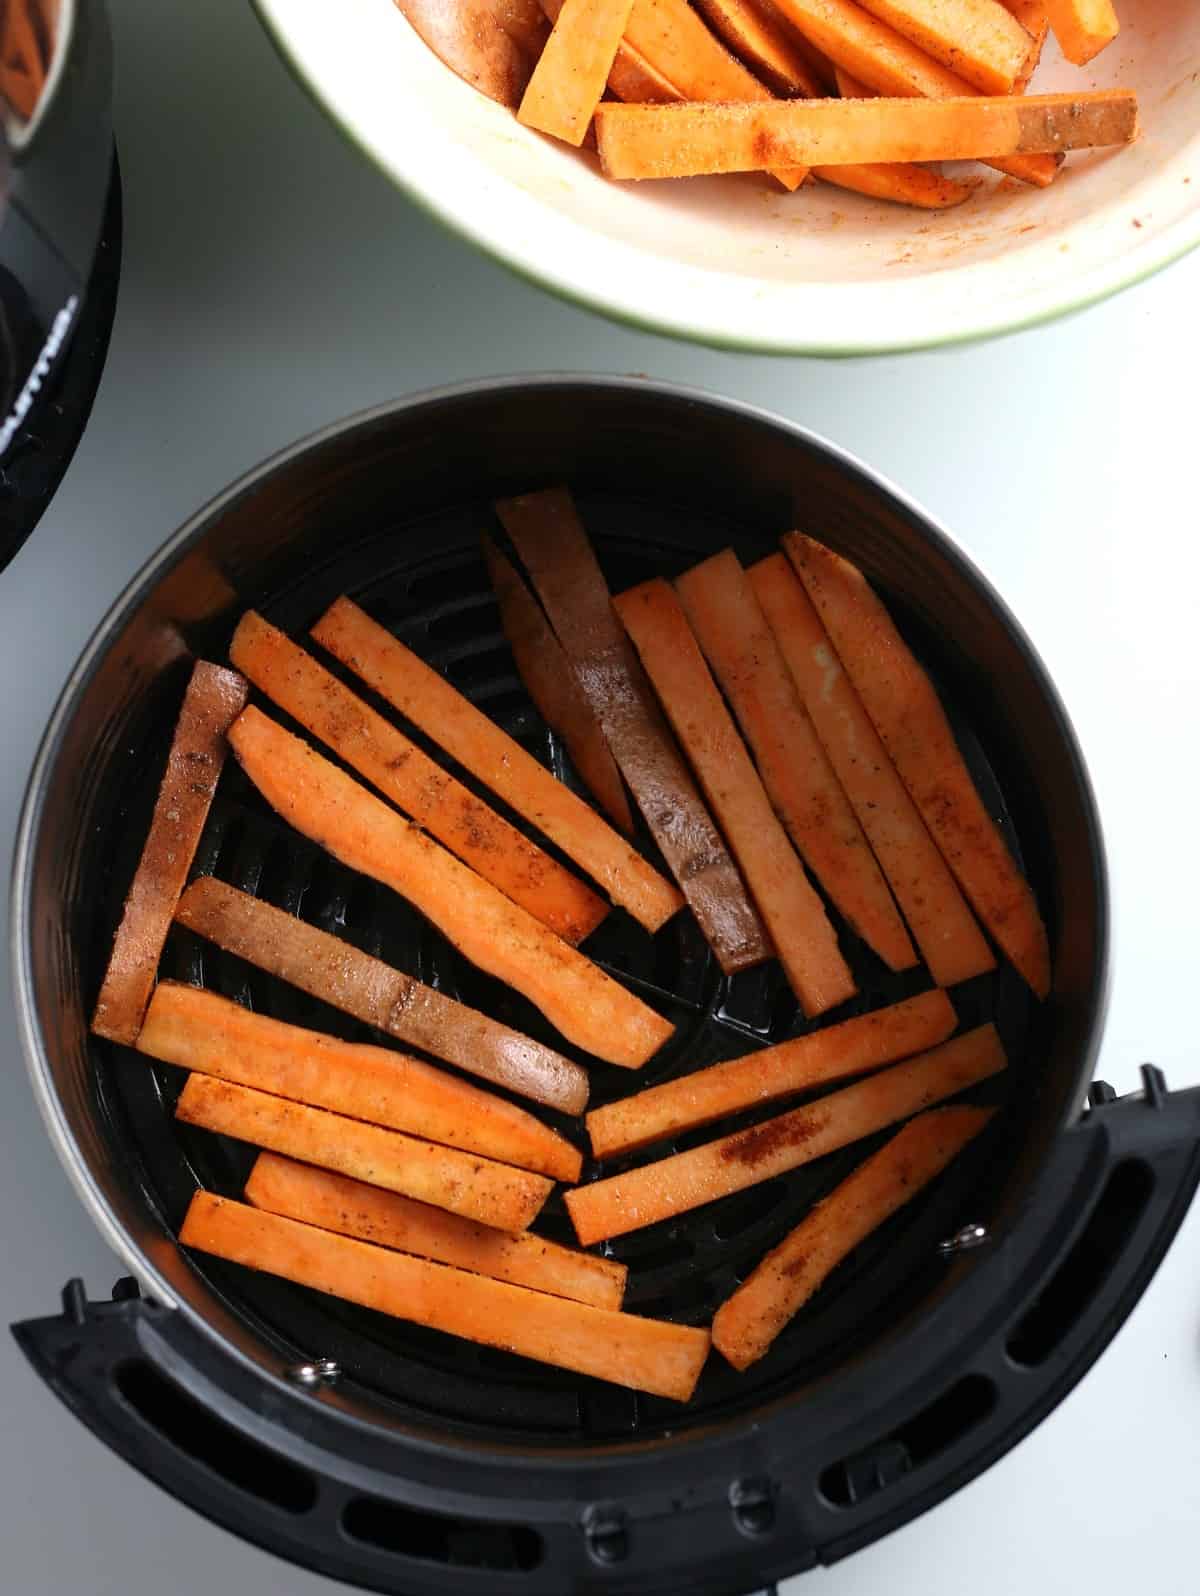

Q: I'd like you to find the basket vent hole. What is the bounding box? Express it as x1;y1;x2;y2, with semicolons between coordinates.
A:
819;1373;995;1508
1007;1157;1154;1368
342;1496;544;1571
112;1359;317;1514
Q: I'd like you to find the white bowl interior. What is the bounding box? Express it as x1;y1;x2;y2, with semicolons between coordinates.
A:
256;0;1200;351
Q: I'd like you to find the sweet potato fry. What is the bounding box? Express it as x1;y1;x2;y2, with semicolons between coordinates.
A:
517;0;636;143
817;159;969;206
1000;0;1048;93
91;661;248;1045
482;535;633;834
175;878;589;1114
712;1104;992;1368
615;577;854;1016
313;597;682;936
749;554;994;989
783;535;1051;998
495;491;771;974
587;988;957;1158
394;0;544;108
138;982;582;1182
181;1192;710;1399
228;708;674;1066
854;0;1032;94
759;0;1062;184
1042;0;1116;65
676;552;914;972
564;1024;1005;1244
606;35;687;99
231;611;607;945
691;0;823;96
246;1152;626;1308
593;91;1137;179
176;1076;553;1230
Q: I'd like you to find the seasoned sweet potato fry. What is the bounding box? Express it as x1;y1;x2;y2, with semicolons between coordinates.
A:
228;708;674;1066
854;0;1033;94
91;661;248;1045
495;491;771;974
817;157;969;206
482;535;633;834
1000;0;1048;92
313;597;682;936
1042;0;1117;65
692;0;823;96
181;1192;710;1399
749;554;994;989
783;535;1051;997
676;552;914;971
176;1076;553;1230
231;611;607;945
712;1105;992;1367
564;1025;1005;1244
587;988;957;1158
518;0;636;143
594;91;1137;179
175;878;589;1114
759;0;1062;184
246;1153;626;1308
138;982;582;1182
616;577;855;1016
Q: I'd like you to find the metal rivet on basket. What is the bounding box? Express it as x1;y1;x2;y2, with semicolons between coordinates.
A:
938;1222;989;1256
729;1476;776;1537
286;1358;341;1388
582;1505;629;1564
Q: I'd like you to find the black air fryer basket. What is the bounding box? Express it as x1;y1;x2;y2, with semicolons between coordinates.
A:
12;379;1200;1596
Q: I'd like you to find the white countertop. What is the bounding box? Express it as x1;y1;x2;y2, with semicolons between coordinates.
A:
3;1;1199;1591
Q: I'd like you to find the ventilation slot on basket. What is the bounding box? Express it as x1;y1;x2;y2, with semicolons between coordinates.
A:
819;1374;996;1508
113;1360;317;1513
1007;1158;1154;1368
342;1496;544;1571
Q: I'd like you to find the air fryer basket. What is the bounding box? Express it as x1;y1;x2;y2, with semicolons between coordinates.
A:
12;379;1200;1596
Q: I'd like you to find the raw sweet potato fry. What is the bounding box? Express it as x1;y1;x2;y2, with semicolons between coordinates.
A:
564;1024;1005;1244
176;1076;553;1230
482;535;633;834
816;158;969;206
1042;0;1117;66
246;1152;626;1308
854;0;1033;94
313;597;682;936
495;490;771;974
91;661;248;1045
759;0;1062;184
231;611;608;945
606;35;687;100
181;1192;710;1400
586;988;957;1158
518;0;636;143
228;707;674;1066
783;535;1051;998
615;577;855;1017
749;554;994;989
175;878;589;1114
593;91;1137;179
712;1104;992;1368
138;982;582;1182
675;552;914;972
691;0;823;97
1000;0;1048;93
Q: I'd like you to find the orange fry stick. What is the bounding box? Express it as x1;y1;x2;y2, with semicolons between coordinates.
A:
749;554;994;989
691;0;824;96
175;878;589;1114
313;597;682;936
176;1076;553;1231
854;0;1033;94
181;1192;710;1400
586;987;957;1158
246;1153;625;1308
712;1104;992;1367
1000;0;1048;92
231;611;607;945
228;707;674;1066
676;551;914;971
138;982;582;1182
565;1025;1005;1244
1042;0;1116;66
518;0;636;143
783;535;1050;997
92;661;248;1045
